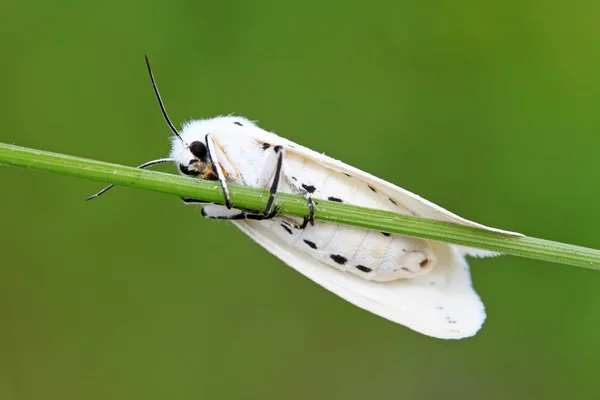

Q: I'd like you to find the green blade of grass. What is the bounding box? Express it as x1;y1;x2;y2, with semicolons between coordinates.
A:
1;142;599;270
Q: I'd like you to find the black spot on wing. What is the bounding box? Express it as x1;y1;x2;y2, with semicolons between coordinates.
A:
262;143;271;150
234;121;243;126
355;265;372;273
389;198;398;206
303;239;317;249
280;224;293;234
343;173;351;177
301;184;316;194
368;185;377;192
273;145;283;153
330;254;347;265
328;197;343;203
381;232;391;237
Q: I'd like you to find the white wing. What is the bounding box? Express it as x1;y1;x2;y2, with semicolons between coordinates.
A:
242;124;522;257
175;116;515;338
234;219;485;339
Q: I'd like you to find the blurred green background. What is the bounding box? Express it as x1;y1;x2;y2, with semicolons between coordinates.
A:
1;1;599;399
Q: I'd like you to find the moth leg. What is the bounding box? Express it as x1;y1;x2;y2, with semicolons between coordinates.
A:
245;207;279;220
256;145;314;227
283;176;315;228
181;197;207;206
304;198;315;227
190;202;279;221
202;204;247;220
205;133;232;209
293;216;312;230
263;146;284;215
255;145;285;216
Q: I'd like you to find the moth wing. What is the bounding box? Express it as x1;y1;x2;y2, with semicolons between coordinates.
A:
233;220;485;339
244;127;521;257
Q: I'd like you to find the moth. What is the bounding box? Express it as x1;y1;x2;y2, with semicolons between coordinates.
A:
88;57;521;339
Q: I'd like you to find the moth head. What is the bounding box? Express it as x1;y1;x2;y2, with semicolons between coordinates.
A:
171;138;210;178
170;116;255;179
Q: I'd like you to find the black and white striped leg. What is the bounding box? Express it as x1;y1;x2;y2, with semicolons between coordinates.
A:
291;199;314;229
181;199;278;221
306;197;315;227
205;133;232;209
283;180;315;229
263;146;284;215
85;158;174;201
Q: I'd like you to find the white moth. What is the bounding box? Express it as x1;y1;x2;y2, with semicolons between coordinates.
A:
89;57;522;339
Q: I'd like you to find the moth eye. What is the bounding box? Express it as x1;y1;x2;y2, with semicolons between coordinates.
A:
234;121;243;126
189;141;207;159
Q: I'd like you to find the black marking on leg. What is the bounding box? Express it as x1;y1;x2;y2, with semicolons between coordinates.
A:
355;265;372;273
246;207;279;220
262;142;271;150
216;213;247;220
307;197;315;226
303;239;317;249
296;216;311;230
381;232;391;237
181;197;203;205
301;184;316;194
368;185;377;192
264;150;284;215
179;164;201;176
281;224;293;234
330;254;347;265
205;133;232;209
328;196;343;203
389;198;398;206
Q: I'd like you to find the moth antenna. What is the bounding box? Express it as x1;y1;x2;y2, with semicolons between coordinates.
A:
144;55;185;144
85;158;174;201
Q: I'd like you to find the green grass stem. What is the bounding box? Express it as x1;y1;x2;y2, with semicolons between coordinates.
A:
1;142;599;270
